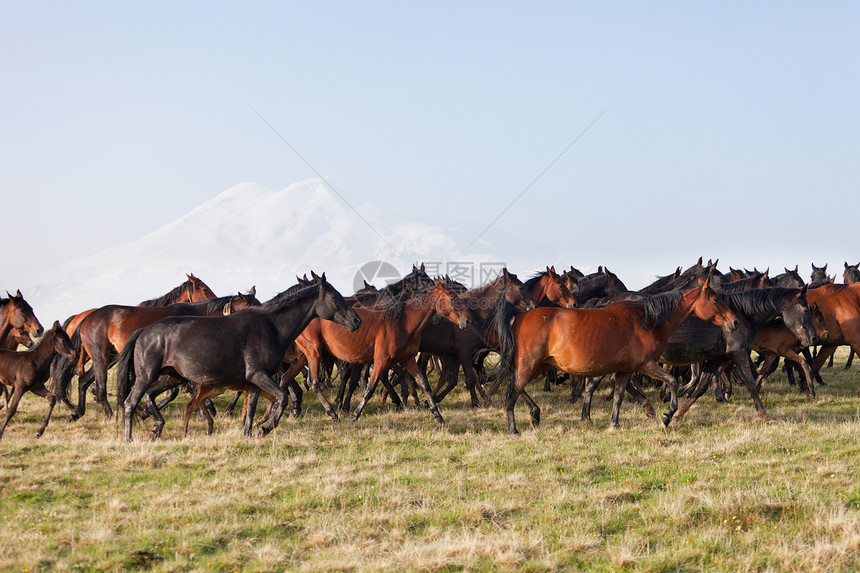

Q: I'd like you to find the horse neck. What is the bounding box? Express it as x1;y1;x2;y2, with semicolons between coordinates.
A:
30;332;59;365
654;289;701;337
267;294;321;346
400;291;439;334
465;282;503;321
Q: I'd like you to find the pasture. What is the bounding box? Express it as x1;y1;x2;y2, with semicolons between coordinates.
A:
1;352;858;572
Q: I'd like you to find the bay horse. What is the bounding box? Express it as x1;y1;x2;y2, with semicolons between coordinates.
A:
804;283;860;378
417;269;536;407
289;279;471;425
0;291;44;348
524;267;577;308
0;321;76;439
116;274;360;441
496;280;740;433
69;290;256;421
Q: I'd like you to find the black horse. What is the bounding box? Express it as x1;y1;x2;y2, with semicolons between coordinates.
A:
659;287;818;422
116;274;360;441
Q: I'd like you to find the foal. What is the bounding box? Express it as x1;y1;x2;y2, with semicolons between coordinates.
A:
0;322;76;439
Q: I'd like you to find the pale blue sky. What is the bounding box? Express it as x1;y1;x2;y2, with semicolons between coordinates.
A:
3;2;859;283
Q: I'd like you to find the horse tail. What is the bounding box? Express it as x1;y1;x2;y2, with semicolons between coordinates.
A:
486;300;518;399
50;324;83;406
115;329;143;423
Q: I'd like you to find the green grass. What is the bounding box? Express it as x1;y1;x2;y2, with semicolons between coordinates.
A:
1;351;858;572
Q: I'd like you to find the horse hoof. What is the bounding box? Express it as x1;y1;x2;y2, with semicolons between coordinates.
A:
660;414;672;428
67;415;79;423
608;424;620;432
434;414;445;425
35;431;44;438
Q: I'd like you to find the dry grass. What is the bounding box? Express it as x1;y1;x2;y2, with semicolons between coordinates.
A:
0;349;858;572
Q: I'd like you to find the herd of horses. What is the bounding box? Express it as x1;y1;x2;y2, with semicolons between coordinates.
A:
1;259;859;441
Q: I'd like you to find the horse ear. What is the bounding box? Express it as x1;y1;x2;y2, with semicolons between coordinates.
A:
763;268;769;278
320;272;327;283
800;284;808;297
53;320;61;330
248;286;256;296
823;263;828;271
697;256;703;265
794;265;799;272
420;263;425;272
311;270;320;281
16;289;22;298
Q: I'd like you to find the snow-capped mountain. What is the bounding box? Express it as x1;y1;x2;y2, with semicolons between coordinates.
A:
10;179;515;322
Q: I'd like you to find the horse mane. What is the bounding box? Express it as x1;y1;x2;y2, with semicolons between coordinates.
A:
722;288;798;323
138;281;191;307
816;283;848;296
523;270;550;290
255;281;321;314
628;290;683;328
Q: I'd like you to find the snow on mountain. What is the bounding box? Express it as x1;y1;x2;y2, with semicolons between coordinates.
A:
10;178;512;322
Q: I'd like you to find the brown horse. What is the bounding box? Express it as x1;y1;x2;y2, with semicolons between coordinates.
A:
752;303;829;397
524;267;577;308
804;283;860;377
0;321;76;439
0;291;44;347
496;280;740;433
289;279;471;425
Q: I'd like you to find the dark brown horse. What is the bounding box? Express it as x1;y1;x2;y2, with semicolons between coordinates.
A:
290;279;471;425
0;321;76;439
55;274;218;419
417;269;535;407
496;280;740;433
116;274;360;441
0;291;43;348
71;290;254;420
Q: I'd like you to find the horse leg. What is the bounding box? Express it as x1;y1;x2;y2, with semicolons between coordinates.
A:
402;357;445;424
31;384;57;438
568;376;585;404
73;367;96;420
144;391;166;440
781;349;816;398
625;374;656;419
636;361;678;428
754;354;780;391
306;368;339;421
844;348;855;370
243;386;261;436
518;389;541;428
284;378;304;418
674;371;713;423
0;385;26;439
609;373;631;430
379;369;404;410
580;376;604;423
809;346;835;386
249;372;287;436
459;349;486;407
89;352;114;420
729;350;770;421
225;391;243;416
352;361;390;421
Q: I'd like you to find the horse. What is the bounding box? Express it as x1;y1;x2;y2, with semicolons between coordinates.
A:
68;290;256;421
752;303;829;397
809;263;834;288
0;321;76;439
0;291;44;348
523;267;577;308
662;287;819;422
417;269;536;407
291;279;471;424
772;266;806;289
53;274;218;419
804;283;860;378
495;279;740;433
116;273;360;441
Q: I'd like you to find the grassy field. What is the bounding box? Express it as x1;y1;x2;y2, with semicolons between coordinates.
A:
1;352;858;572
